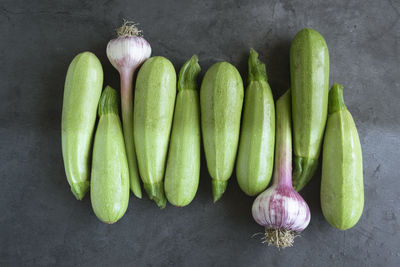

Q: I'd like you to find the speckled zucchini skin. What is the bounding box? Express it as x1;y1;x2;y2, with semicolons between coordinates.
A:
164;55;201;207
200;61;244;202
61;52;103;200
134;56;177;208
321;83;364;230
91;86;129;224
290;28;329;191
236;49;275;196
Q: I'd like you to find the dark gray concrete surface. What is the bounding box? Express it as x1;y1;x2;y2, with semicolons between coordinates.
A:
1;0;399;266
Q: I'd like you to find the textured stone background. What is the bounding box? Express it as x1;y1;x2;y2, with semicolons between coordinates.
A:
1;0;399;266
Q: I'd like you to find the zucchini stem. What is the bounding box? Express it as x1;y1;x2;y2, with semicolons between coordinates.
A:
248;48;268;83
292;157;318;191
143;182;166;209
328;83;346;114
212;180;227;203
178;55;200;91
98;86;119;116
71;181;90;200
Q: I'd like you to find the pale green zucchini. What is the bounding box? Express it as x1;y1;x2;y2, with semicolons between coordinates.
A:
61;52;103;200
236;49;275;196
321;83;364;230
200;61;244;202
91;86;129;224
134;56;177;208
290;28;329;191
164;55;201;207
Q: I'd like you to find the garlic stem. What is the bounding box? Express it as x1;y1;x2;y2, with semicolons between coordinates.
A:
273;91;292;187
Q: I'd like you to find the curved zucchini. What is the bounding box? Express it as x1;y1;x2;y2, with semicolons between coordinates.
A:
200;61;244;202
91;86;129;224
61;52;103;200
290;28;329;191
321;83;364;230
134;56;177;208
236;49;275;196
164;55;201;207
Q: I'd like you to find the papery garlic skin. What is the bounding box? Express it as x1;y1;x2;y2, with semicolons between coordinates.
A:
107;37;151;72
252;184;310;233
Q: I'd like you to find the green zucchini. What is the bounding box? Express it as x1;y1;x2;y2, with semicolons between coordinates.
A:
134;56;177;208
61;52;103;200
91;86;129;224
290;28;329;191
164;55;201;207
321;83;364;230
200;61;244;202
236;49;275;196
